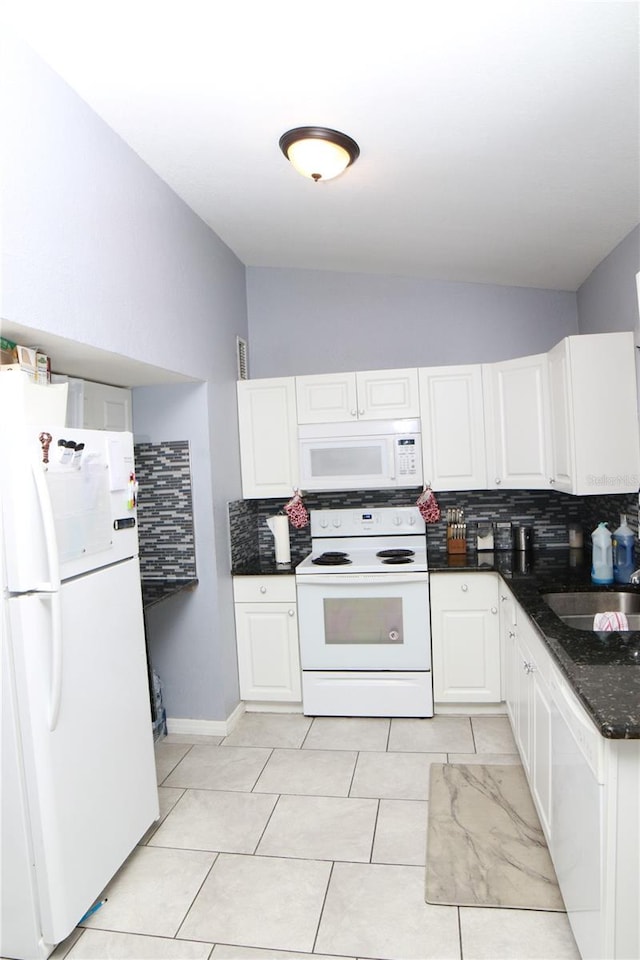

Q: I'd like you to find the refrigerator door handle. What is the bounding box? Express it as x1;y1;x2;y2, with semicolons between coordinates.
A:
31;461;61;592
48;592;64;732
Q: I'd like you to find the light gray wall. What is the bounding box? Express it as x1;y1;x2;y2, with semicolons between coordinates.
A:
576;225;640;335
2;36;247;722
246;267;579;377
133;384;239;721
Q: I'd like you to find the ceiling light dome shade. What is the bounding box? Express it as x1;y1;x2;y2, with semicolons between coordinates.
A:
279;126;360;181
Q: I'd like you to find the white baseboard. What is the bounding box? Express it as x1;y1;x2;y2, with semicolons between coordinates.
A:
435;702;507;715
166;700;246;738
244;701;304;714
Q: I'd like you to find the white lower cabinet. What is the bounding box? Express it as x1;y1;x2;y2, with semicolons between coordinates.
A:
233;577;301;703
503;595;553;840
505;590;640;960
430;572;501;703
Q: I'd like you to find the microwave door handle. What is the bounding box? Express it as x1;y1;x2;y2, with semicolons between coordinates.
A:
387;438;396;480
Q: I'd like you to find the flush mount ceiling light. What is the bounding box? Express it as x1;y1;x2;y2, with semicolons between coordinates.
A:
279;126;360;182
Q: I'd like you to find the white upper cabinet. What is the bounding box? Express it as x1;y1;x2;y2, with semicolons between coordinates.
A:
418;364;487;489
82;380;132;431
237;377;299;498
296;368;419;423
483;353;554;489
295;372;357;423
548;332;640;494
51;376;133;431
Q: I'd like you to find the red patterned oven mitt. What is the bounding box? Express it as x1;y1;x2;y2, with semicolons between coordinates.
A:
283;489;310;529
416;484;441;523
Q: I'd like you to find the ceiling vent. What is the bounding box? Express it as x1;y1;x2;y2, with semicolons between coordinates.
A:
236;336;248;380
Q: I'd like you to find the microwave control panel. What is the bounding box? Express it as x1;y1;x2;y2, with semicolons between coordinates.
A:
396;437;418;477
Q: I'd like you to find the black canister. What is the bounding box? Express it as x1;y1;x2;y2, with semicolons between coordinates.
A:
512;525;533;551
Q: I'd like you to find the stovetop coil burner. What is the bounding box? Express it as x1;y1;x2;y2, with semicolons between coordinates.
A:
312;552;352;566
376;548;415;558
381;556;414;564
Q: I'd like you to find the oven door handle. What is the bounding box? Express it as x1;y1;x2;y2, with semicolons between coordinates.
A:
296;573;429;585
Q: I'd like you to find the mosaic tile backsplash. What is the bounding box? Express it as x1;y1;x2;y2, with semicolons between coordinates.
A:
229;486;638;567
135;441;197;579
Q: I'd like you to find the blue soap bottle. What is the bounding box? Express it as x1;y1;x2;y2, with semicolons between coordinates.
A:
612;514;635;584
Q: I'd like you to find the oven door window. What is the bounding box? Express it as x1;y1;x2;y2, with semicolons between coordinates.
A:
296;576;430;671
324;597;403;644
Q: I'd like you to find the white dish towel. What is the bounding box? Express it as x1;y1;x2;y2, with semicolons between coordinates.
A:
593;611;629;631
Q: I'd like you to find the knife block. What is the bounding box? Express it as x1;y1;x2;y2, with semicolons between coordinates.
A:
447;537;466;554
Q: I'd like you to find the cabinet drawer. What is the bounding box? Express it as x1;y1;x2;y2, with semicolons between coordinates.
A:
233;576;297;603
430;572;499;609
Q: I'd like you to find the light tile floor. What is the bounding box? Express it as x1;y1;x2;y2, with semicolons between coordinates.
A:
51;713;580;960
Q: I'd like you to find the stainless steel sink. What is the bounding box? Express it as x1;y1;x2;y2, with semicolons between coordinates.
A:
542;591;640;631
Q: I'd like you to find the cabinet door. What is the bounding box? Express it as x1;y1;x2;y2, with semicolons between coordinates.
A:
418;365;487;489
82;381;132;431
567;332;640;494
430;573;500;703
235;602;301;702
513;633;533;777
237;378;299;498
483;354;554;489
532;669;553;841
500;585;518;718
547;339;574;493
295;373;357;423
356;368;420;420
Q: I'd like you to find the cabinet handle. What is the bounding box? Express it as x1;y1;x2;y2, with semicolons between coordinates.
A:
260;586;267;594
495;478;502;485
491;606;498;614
358;408;365;416
509;630;516;638
501;595;508;601
461;584;468;592
549;477;556;485
288;609;295;617
350;409;357;417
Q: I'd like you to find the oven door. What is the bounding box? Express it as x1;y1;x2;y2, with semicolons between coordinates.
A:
296;573;430;670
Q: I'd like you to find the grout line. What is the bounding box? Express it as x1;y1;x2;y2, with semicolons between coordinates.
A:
310;859;335;956
368;798;381;863
173;852;219;941
248;747;274;792
385;717;392;752
251;792;281;854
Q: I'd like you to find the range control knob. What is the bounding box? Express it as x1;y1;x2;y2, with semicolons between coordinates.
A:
332;518;341;528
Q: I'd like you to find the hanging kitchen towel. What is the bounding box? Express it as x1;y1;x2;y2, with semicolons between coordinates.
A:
416;484;441;523
283;489;310;529
593;611;628;631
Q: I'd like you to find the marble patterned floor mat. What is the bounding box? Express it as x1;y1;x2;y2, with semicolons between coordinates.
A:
425;763;565;911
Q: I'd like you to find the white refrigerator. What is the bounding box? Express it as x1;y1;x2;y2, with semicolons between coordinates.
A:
1;423;159;960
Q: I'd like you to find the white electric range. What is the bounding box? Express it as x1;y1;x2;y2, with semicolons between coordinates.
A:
295;507;433;717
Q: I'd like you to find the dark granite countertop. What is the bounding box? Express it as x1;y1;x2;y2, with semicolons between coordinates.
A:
429;547;640;740
141;578;199;610
231;554;309;577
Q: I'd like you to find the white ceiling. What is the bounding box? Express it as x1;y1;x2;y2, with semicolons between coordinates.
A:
6;0;640;292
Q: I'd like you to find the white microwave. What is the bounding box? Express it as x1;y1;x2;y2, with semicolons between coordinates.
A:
298;419;423;491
